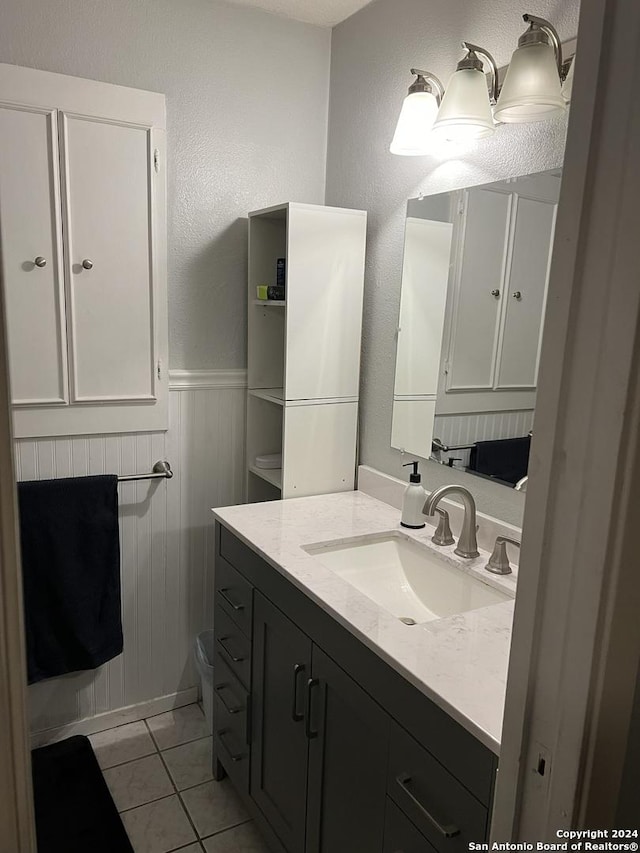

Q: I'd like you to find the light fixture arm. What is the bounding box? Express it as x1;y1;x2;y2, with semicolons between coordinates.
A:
522;13;563;74
461;42;499;104
409;68;445;105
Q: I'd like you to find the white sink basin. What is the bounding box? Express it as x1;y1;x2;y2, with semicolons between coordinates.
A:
303;533;512;624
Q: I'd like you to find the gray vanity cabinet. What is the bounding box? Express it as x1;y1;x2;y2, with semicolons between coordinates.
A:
214;523;497;853
305;646;389;853
251;593;389;853
251;592;312;853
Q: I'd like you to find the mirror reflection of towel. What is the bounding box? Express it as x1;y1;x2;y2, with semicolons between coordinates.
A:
468;437;531;486
18;475;123;685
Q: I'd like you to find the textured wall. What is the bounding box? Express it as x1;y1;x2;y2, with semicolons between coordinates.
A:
326;0;581;525
18;383;246;734
0;0;330;369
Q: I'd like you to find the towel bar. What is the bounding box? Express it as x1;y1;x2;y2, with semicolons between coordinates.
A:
117;460;173;482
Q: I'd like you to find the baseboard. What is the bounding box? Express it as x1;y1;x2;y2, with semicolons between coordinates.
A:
30;686;199;749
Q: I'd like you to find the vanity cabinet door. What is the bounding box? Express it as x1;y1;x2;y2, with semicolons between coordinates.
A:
305;646;389;853
251;592;312;853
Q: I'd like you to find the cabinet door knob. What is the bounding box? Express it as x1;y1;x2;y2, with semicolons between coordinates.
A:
34;256;47;268
490;289;500;297
512;291;522;299
82;259;94;270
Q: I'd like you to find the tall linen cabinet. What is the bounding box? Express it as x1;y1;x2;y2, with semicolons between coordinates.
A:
246;203;367;502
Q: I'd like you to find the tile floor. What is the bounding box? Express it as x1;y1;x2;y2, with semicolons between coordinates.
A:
88;703;269;853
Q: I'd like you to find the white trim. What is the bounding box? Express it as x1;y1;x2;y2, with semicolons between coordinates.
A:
494;0;640;836
30;687;199;749
169;368;247;391
0;216;36;850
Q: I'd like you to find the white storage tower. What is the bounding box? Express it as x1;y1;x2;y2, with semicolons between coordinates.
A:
246;202;367;502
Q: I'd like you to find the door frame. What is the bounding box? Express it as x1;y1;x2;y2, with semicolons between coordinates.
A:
0;225;36;852
0;0;639;841
493;0;640;835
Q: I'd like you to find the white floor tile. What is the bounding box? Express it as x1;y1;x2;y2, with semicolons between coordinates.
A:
146;705;209;750
163;736;213;791
202;822;268;853
180;780;249;838
89;721;156;769
103;754;173;812
120;795;196;853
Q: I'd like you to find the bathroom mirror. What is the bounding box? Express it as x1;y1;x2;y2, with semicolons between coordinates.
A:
391;169;562;488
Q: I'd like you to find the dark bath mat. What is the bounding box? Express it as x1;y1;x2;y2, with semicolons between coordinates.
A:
31;735;134;852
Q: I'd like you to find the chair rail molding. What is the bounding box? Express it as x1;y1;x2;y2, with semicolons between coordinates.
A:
169;368;248;391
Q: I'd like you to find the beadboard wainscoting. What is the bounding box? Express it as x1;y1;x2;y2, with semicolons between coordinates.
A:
16;369;247;740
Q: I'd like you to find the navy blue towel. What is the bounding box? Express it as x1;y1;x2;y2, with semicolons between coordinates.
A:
468;436;531;486
18;475;123;685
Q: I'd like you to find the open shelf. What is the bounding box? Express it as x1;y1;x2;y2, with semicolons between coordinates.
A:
248;465;282;490
252;300;286;307
248;387;284;406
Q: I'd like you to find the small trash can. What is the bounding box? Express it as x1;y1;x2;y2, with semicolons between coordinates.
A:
195;630;215;732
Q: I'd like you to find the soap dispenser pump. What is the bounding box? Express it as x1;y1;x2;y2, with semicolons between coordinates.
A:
401;461;426;529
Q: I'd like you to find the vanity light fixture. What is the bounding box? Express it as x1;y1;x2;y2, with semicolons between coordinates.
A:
389;69;445;156
493;14;567;123
431;43;498;142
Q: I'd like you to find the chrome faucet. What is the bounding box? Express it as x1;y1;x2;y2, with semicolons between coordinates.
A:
422;485;479;558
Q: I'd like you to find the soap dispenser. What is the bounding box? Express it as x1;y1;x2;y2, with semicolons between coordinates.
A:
401;461;426;529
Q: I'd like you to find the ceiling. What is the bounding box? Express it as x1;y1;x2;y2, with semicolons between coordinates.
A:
221;0;375;27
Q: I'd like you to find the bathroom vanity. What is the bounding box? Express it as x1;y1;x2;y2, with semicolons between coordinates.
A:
212;491;515;853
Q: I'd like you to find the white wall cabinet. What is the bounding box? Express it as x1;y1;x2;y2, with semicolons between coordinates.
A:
246;202;367;501
0;64;167;438
441;175;558;413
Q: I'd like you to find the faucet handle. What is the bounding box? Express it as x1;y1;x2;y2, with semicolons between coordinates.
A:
432;508;455;546
486;536;521;575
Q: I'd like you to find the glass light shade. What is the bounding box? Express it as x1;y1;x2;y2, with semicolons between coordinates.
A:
390;91;439;155
494;42;566;123
562;56;575;103
431;68;495;141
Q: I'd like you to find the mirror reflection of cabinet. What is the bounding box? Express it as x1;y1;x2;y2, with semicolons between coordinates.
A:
446;177;558;395
391;170;561;484
391;216;453;455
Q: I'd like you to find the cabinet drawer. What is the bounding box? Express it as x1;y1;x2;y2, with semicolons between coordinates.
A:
388;724;488;852
384;799;437;853
214;605;251;690
214;648;250;741
215;554;253;638
214;725;249;794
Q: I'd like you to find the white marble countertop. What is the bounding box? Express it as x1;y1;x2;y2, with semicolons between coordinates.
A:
212;490;515;755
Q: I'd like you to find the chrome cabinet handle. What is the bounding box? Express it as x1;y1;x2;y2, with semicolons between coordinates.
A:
82;259;93;270
291;663;306;722
213;681;242;715
395;773;460;838
490;289;500;297
216;728;245;762
219;588;244;612
34;256;47;268
512;291;522;299
218;636;246;663
305;678;321;739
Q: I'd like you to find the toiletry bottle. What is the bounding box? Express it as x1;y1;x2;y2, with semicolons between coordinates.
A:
401;461;426;529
